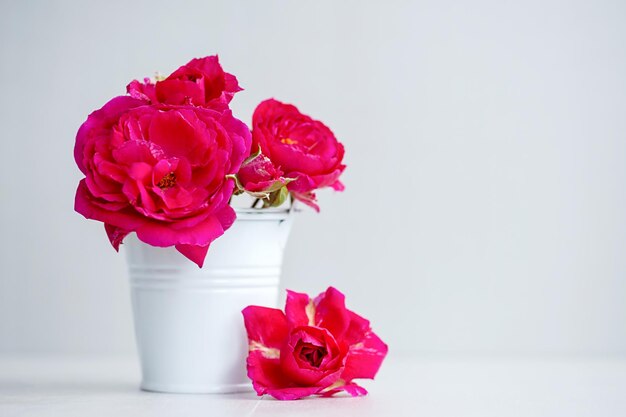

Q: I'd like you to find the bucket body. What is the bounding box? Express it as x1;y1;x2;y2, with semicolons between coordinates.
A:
124;208;293;393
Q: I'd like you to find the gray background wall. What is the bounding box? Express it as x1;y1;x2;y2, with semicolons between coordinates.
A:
1;0;625;356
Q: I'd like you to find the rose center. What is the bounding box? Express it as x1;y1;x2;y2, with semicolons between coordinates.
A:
298;342;327;368
280;137;298;145
157;172;177;189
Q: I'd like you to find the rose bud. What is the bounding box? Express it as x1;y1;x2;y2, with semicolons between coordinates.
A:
232;150;292;208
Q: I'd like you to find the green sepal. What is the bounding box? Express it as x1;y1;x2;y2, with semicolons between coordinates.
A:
264;186;290;208
225;174;243;193
241;145;263;167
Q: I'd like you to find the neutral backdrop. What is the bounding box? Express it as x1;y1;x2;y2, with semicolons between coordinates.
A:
1;0;625;357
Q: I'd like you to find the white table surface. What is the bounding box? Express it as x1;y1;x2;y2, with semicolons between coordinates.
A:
1;353;625;417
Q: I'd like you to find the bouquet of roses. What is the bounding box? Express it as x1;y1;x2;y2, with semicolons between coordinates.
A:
74;56;346;268
74;56;386;400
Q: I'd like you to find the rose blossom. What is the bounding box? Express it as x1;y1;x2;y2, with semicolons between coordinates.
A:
242;287;388;400
74;95;251;267
251;99;346;211
127;55;241;110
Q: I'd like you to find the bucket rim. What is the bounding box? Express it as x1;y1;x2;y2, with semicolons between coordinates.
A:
233;206;293;221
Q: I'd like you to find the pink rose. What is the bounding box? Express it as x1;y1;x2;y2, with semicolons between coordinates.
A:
242;287;388;400
127;55;241;109
251;99;346;211
74;96;251;267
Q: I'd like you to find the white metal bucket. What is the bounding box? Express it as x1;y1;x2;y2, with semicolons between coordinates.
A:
123;207;293;393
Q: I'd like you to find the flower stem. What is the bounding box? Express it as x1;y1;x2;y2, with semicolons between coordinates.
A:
251;198;261;208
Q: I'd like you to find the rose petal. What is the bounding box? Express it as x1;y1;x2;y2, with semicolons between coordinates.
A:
174;243;209;268
331;180;345;192
156;79;205;106
285;290;313;327
320;381;368;397
75;180;144;231
104;223;130;251
214;204;236;231
148;110;207;163
342;330;388;382
247;349;322;400
265;385;323;401
285;172;317;194
242;306;289;350
126;78;157;103
247;351;289;396
314;287;351;339
74;96;145;173
343;310;371;346
308;166;346;190
218;110;252;172
290;191;320;212
134;212;225;247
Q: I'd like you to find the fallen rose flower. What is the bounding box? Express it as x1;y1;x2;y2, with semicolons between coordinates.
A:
242;287;387;400
74;95;251;267
251;99;346;211
127;55;241;110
